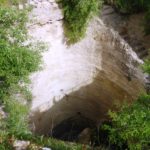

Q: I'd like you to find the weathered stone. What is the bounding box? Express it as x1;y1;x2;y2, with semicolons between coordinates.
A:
13;140;30;150
101;5;150;59
0;106;7;119
42;147;52;150
28;0;145;135
18;4;24;10
78;128;92;144
101;6;115;15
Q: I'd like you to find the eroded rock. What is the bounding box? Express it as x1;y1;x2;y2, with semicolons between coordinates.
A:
28;0;145;135
13;140;30;150
101;5;150;59
78;128;92;145
42;147;52;150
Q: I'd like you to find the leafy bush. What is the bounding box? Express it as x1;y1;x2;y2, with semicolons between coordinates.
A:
102;51;150;149
61;0;102;43
101;14;150;147
0;7;41;102
0;0;26;6
142;59;150;74
103;94;150;150
61;0;150;43
0;3;84;150
0;98;32;149
0;4;41;149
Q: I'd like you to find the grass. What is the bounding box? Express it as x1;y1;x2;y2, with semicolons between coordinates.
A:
61;0;103;43
27;136;85;150
0;6;42;103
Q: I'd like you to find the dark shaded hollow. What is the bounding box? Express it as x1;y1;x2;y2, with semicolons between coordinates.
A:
30;70;143;135
29;23;145;139
51;113;96;142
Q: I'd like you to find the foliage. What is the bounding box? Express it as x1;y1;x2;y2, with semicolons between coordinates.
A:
0;3;88;150
0;99;32;149
142;59;150;74
100;1;150;147
103;94;150;150
61;0;150;43
4;99;32;139
27;136;85;150
0;4;42;150
0;0;27;6
61;0;102;43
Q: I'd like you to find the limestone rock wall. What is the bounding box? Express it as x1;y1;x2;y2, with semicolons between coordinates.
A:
28;0;145;134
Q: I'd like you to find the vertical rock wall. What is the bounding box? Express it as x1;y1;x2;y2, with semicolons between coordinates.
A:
28;0;145;134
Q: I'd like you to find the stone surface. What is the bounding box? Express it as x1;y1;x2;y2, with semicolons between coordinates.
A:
101;5;150;59
13;140;30;150
0;106;7;119
42;147;52;150
78;128;92;144
28;0;145;134
18;4;24;10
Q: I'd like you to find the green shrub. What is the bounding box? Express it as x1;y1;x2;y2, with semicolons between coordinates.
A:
62;0;102;43
142;59;150;74
0;7;41;102
0;4;84;150
103;94;150;150
102;43;150;149
0;4;41;149
4;99;32;139
61;0;150;43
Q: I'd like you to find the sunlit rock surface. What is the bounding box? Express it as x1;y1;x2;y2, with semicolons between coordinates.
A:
28;0;145;134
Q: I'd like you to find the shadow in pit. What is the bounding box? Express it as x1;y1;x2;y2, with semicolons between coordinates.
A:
29;69;141;139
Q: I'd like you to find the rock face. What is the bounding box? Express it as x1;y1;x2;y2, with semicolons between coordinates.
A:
101;5;150;59
28;0;145;134
77;128;92;144
13;140;30;150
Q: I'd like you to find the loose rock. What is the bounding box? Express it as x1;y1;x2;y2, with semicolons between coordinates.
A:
13;140;30;150
42;147;52;150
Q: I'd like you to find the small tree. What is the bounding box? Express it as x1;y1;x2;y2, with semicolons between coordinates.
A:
104;94;150;150
62;0;102;43
104;57;150;150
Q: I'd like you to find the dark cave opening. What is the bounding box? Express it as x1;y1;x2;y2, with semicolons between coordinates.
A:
50;115;123;150
51;113;96;143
